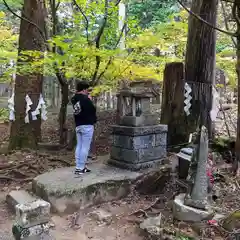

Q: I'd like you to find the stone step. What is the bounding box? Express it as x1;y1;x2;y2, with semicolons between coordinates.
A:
32;163;144;215
6;190;51;228
6;190;37;212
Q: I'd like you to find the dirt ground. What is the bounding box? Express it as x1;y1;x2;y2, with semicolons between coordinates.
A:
0;108;240;239
0;190;148;240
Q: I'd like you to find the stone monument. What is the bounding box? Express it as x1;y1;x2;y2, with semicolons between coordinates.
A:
108;81;167;170
173;126;214;222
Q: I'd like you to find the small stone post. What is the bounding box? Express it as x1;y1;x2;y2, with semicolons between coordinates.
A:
12;199;53;240
184;125;209;210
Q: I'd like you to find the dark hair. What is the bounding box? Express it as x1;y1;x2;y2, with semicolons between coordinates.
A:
76;81;90;92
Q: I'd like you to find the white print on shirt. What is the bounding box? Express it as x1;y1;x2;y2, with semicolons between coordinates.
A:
73;101;81;115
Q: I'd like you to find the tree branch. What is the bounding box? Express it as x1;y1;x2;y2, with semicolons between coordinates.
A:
177;0;237;37
220;0;237;47
55;1;60;11
3;0;47;42
232;1;240;28
72;0;90;44
115;0;122;6
96;23;127;82
91;0;109;85
94;0;109;48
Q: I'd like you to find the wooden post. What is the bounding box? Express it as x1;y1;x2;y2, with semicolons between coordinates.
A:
160;62;185;149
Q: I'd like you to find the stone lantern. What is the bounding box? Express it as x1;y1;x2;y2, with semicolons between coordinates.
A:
116;85;159;126
109;81;168;171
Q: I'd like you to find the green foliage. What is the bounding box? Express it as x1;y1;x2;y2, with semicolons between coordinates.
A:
0;0;22;11
128;0;178;28
1;0;237;94
0;108;8;122
0;11;18;82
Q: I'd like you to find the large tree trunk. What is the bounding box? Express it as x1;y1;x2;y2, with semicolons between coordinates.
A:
8;0;46;150
160;62;185;149
183;0;218;141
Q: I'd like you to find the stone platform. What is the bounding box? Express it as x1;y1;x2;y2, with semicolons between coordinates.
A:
32;163;144;215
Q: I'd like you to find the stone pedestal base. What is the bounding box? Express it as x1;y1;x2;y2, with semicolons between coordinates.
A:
108;158;164;171
109;125;167;170
173;194;213;222
12;223;54;240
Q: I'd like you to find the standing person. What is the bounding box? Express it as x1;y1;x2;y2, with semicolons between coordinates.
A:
71;81;97;175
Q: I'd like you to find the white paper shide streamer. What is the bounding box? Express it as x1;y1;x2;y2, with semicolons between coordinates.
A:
8;93;47;123
210;87;220;121
31;94;47;121
25;94;33;123
184;82;192;116
8;93;15;121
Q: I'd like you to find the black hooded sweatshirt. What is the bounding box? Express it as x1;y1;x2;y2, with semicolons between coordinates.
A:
71;93;97;126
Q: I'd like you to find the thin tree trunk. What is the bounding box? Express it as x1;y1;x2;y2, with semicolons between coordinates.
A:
9;0;45;150
58;81;69;145
50;0;70;145
183;0;218;141
233;4;240;175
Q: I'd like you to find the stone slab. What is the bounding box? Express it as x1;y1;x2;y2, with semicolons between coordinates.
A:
155;133;167;146
111;124;167;137
119;114;159;127
112;135;155;149
108;158;165;171
173;194;214;222
112;134;166;150
6;190;37;213
15;199;51;228
32;163;142;215
140;215;163;240
110;145;166;163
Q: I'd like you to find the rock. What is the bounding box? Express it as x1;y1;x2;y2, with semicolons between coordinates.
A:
6;190;37;213
213;213;225;222
88;209;112;224
15;199;51;228
32;162;143;215
140;214;163;239
173;194;214;222
12;223;55;240
191;222;208;235
222;210;240;231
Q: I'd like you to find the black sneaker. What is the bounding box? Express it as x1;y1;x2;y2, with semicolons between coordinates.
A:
75;168;91;175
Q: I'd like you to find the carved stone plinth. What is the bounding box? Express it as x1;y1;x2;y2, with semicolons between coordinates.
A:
12;222;53;240
108;125;167;170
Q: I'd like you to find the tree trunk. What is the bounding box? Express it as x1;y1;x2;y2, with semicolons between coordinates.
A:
50;0;70;145
58;81;69;145
183;0;218;141
233;5;240;175
160;62;185;149
9;0;46;150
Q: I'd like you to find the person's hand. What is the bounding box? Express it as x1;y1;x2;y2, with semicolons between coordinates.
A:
88;94;92;100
